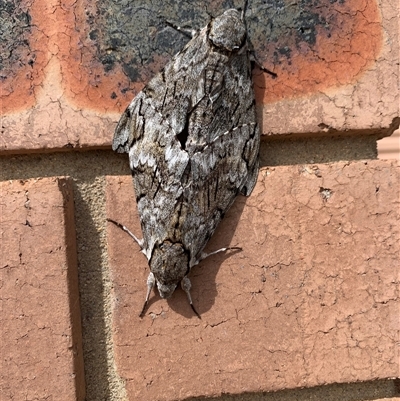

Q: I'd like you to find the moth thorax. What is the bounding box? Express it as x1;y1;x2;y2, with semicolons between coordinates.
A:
209;9;246;51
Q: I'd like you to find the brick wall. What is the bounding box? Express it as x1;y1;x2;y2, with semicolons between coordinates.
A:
1;1;399;401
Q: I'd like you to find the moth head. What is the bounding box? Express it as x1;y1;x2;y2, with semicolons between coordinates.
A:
156;282;177;299
209;9;246;52
150;241;190;299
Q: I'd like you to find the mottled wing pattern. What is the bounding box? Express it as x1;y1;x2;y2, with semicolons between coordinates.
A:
112;14;259;269
183;123;259;267
180;51;259;266
112;29;211;153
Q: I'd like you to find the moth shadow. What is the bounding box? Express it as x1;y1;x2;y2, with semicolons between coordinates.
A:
167;195;247;318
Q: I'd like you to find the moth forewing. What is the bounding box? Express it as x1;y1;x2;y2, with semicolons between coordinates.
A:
111;7;260;318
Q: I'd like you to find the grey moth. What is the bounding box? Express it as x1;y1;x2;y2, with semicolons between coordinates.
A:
110;5;260;318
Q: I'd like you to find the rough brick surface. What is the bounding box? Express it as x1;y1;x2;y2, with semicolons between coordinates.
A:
1;0;398;154
259;0;399;136
106;160;399;401
1;178;85;401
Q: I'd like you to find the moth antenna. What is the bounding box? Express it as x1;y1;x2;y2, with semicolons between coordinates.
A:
165;20;196;38
240;0;278;79
139;272;156;317
181;277;201;319
107;218;144;248
250;53;278;78
241;0;249;21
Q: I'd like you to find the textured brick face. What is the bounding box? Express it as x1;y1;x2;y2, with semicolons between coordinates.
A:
0;178;85;401
106;160;399;401
1;0;398;153
1;0;399;399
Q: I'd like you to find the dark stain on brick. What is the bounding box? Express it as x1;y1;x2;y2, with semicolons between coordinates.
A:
0;0;32;76
83;0;380;88
0;0;50;113
60;0;381;110
247;0;346;64
84;0;212;84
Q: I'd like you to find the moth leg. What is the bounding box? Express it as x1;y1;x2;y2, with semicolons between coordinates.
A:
139;272;156;317
181;277;201;319
107;218;144;249
165;21;196;39
199;246;242;262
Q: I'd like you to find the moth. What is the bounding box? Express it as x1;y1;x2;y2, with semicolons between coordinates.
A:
110;5;261;317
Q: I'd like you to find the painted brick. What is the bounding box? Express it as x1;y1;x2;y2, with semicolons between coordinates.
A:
1;0;398;153
1;178;85;400
106;160;399;401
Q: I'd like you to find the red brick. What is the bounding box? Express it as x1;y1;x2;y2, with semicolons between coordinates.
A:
106;160;399;401
0;0;49;114
255;0;383;103
56;0;139;114
0;0;117;154
1;0;398;154
1;178;85;400
57;0;384;114
260;0;399;136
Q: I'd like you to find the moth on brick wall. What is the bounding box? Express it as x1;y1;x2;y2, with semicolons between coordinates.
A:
109;3;270;317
